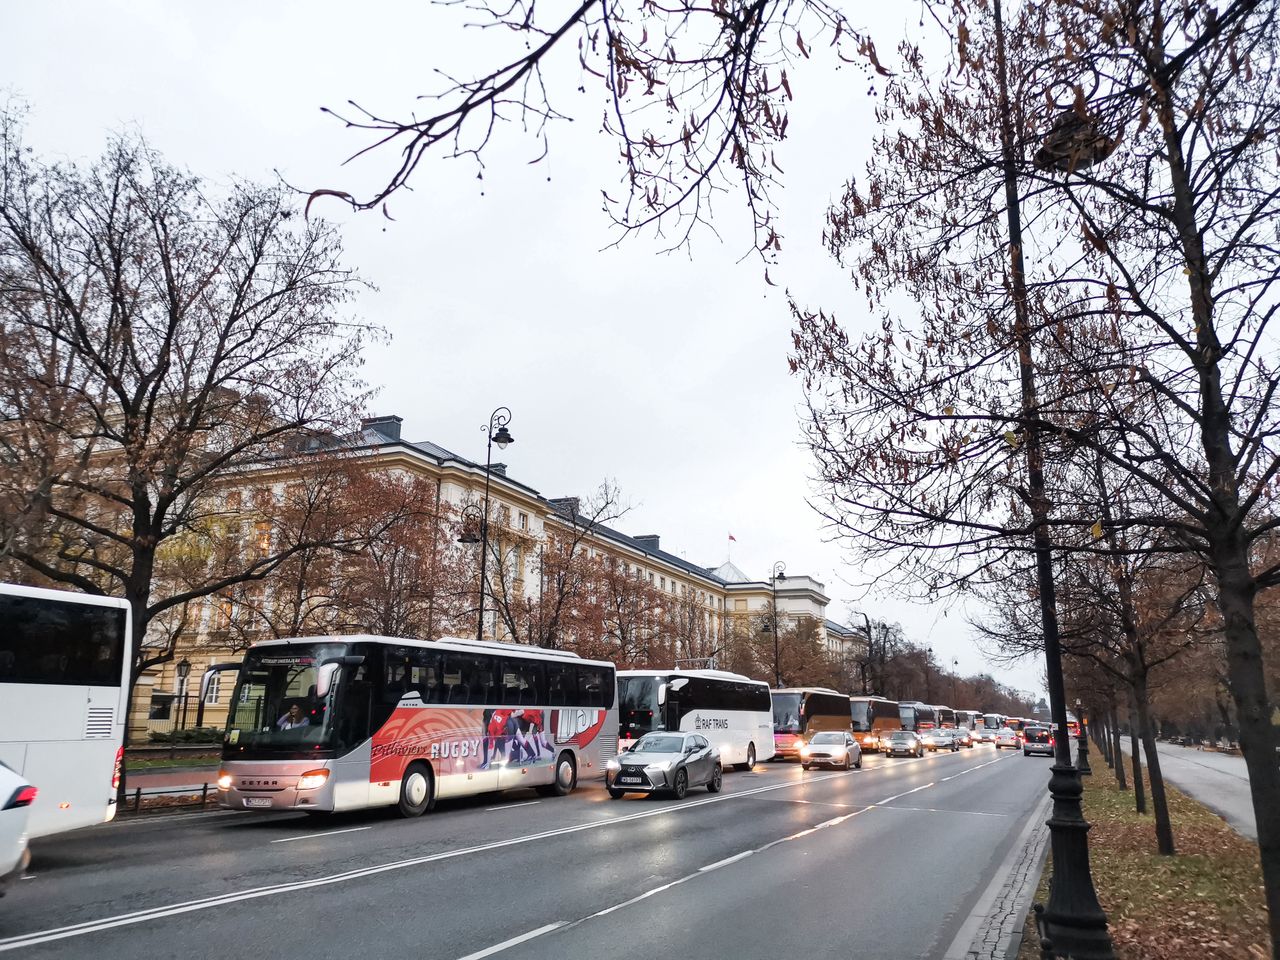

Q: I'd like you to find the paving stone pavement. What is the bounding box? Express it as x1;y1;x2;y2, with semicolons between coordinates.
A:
961;796;1051;960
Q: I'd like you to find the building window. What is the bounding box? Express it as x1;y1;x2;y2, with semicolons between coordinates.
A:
204;675;221;704
648;572;655;584
660;577;666;590
519;511;528;530
226;490;241;510
734;599;747;611
254;521;271;555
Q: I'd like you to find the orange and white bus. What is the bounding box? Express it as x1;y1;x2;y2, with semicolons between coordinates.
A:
849;696;900;752
211;635;616;817
771;688;851;759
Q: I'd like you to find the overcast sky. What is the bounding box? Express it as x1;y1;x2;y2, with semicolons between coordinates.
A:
5;1;1044;699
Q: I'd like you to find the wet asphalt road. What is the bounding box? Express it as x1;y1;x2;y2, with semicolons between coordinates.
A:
0;746;1050;960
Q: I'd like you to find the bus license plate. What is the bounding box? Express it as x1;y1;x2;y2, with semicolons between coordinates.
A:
245;797;273;808
619;777;642;785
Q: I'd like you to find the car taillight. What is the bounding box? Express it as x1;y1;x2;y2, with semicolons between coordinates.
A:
111;746;124;790
4;786;37;809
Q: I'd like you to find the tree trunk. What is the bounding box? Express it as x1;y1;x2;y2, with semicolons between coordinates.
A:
1216;560;1280;958
1129;698;1146;815
1134;675;1175;855
1110;705;1127;790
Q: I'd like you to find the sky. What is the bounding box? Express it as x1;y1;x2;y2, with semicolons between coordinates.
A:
4;1;1044;699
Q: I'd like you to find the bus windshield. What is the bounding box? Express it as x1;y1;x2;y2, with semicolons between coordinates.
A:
619;675;664;738
772;692;802;734
224;643;349;756
850;701;872;732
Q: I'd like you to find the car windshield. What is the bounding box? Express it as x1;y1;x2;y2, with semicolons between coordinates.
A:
889;731;914;740
811;732;845;744
634;735;685;754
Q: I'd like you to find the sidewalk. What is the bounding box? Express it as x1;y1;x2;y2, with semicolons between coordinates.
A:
1140;744;1256;841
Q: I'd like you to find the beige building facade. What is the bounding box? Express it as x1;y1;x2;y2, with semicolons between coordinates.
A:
130;414;867;741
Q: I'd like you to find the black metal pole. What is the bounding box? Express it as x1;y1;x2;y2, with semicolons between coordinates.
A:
1077;708;1093;776
772;576;780;687
992;2;1112;956
477;428;494;644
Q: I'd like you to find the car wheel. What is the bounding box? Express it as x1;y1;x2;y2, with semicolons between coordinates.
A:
735;743;757;772
854;754;863;770
397;762;434;818
672;768;688;800
1023;750;1030;756
801;763;811;771
843;755;851;771
707;764;723;793
608;787;625;799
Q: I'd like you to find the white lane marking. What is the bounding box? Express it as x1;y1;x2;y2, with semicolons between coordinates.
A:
456;922;568;960
871;805;1008;818
269;826;372;844
941;788;1053;960
484;800;540;812
699;850;754;872
0;769;853;953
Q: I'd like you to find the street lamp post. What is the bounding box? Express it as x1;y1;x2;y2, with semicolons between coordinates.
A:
1076;699;1093;776
952;658;960;705
175;658;191;731
759;562;786;686
993;0;1113;954
459;407;514;644
924;646;934;703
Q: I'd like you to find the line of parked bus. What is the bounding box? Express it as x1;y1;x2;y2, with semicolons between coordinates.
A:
1;583;1052;855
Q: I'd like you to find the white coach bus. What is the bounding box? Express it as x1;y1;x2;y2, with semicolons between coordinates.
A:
209;635;617;816
0;583;131;837
617;669;775;771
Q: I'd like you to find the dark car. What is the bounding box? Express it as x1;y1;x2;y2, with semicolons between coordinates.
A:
1023;725;1055;757
883;730;924;758
801;731;863;770
606;732;722;799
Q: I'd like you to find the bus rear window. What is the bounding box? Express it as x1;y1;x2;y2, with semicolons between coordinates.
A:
0;595;126;686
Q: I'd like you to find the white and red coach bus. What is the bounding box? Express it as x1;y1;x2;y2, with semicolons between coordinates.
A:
209;635;617;817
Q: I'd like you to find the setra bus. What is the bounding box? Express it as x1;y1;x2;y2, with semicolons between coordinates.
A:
210;635;616;817
977;713;1005;742
617;669;774;770
0;583;131;838
849;696;901;752
955;710;979;731
771;688;852;759
935;706;957;728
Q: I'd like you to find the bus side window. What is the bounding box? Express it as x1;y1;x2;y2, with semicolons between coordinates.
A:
410;649;443;703
576;666;603;708
546;664;575;706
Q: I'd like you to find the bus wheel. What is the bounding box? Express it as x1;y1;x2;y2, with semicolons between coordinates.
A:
398;762;434;818
539;752;577;797
734;743;756;772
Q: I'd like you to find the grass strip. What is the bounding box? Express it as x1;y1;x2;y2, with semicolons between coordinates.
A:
1017;761;1266;959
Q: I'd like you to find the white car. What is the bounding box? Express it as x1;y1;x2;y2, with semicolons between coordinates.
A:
0;762;36;897
994;727;1021;750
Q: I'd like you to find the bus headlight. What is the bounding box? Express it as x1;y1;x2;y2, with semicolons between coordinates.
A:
799;745;811;757
216;771;234;791
297;769;330;791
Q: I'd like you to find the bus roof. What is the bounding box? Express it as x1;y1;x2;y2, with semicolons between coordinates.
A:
243;634;614;668
771;686;843;695
850;695;900;704
0;582;130;610
617;668;769;686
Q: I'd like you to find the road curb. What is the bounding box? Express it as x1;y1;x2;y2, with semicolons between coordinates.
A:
942;786;1052;960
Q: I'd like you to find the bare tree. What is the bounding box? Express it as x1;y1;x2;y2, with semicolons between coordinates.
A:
0;114;374;730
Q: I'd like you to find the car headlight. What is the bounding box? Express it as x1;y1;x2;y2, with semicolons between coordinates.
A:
800;746;811;757
644;762;675;774
606;758;621;771
297;769;330;791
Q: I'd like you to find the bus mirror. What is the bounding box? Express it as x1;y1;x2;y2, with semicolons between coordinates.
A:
316;656;364;698
199;663;241;703
656;683;667;706
669;678;689;692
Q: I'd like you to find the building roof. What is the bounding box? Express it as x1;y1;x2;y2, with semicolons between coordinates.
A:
710;559;752;583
